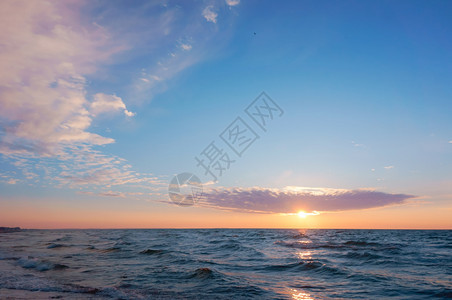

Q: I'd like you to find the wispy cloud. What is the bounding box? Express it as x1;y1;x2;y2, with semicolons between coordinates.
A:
7;179;18;185
195;186;415;214
180;43;192;51
225;0;240;6
352;141;365;148
0;0;241;194
132;3;239;102
384;165;395;170
203;6;218;23
99;191;125;197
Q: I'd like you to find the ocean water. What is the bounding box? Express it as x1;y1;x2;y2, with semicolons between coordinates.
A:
0;229;450;299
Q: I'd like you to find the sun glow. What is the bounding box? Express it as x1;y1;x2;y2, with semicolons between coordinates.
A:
297;211;308;218
297;211;320;218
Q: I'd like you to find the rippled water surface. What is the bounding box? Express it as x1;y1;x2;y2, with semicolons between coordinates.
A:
0;229;451;299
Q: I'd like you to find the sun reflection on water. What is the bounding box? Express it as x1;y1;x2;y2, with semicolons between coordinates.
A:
297;251;312;260
291;289;314;300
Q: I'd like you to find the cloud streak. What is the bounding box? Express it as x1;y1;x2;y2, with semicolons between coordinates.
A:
225;0;240;6
197;187;415;214
132;2;240;103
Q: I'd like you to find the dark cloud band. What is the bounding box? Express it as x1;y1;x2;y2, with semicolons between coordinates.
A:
198;187;415;214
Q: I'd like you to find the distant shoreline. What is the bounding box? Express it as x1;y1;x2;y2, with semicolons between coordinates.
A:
0;227;21;233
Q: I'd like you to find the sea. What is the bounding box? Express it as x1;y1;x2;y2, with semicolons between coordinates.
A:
0;229;451;299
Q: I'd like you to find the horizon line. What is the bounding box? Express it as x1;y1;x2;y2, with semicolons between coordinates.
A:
4;227;451;230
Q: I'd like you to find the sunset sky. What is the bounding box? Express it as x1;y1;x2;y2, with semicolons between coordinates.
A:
0;0;451;229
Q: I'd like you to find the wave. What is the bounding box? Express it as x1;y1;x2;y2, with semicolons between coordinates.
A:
291;284;326;290
344;240;381;247
434;289;452;298
1;229;449;299
85;246;123;253
290;232;310;239
46;243;69;249
275;240;402;254
342;251;383;260
98;247;121;253
17;257;69;272
139;249;167;255
264;261;323;271
52;235;72;242
208;241;265;258
262;260;347;276
188;267;215;279
275;240;342;249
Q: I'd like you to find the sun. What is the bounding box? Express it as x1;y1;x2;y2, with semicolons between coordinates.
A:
297;211;320;218
297;211;308;218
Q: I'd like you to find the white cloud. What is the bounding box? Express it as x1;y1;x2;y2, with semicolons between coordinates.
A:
0;1;125;157
352;141;365;147
0;1;151;190
225;0;240;6
384;165;394;170
180;43;192;51
90;93;135;117
449;140;452;144
124;110;136;117
202;6;218;23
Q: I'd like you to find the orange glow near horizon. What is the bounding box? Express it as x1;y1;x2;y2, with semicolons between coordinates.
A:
0;195;451;229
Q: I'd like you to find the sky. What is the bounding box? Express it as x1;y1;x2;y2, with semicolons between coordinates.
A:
0;0;451;229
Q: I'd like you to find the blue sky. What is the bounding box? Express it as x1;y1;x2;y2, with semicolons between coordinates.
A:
0;0;451;228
